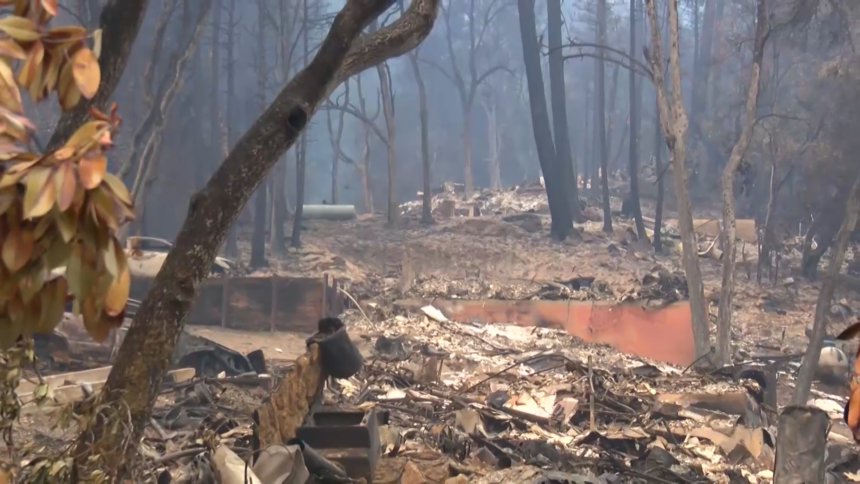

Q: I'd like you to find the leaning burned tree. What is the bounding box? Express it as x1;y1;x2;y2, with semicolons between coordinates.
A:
73;0;441;476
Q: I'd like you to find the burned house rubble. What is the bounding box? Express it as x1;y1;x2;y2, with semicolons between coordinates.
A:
13;180;860;483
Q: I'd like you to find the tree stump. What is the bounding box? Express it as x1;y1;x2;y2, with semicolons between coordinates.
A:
773;405;829;484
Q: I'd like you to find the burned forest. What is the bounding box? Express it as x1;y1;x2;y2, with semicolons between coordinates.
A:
3;0;860;482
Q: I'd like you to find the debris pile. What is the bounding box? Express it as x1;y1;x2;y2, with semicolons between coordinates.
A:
399;181;551;219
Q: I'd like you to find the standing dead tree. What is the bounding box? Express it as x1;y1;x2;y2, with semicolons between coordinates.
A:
642;0;711;361
117;0;213;239
377;60;397;226
715;0;769;366
517;0;573;240
268;0;304;254
250;0;271;268
548;0;585;223
425;0;510;195
326;83;350;204
408;47;433;224
75;1;441;475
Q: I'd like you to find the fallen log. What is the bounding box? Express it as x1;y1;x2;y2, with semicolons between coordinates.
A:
301;204;357;221
773;405;828;483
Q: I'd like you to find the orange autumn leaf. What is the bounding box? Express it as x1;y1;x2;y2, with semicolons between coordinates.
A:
53;161;76;211
78;150;106;189
1;226;33;272
836;321;860;443
71;47;99;99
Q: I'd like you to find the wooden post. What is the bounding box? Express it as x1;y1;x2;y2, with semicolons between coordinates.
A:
322;274;329;318
220;278;230;328
270;277;278;333
773;405;829;484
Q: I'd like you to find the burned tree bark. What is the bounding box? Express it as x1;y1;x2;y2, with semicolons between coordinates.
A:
408;49;433;225
224;0;239;257
628;0;647;240
326;84;349;204
773;406;829;483
377;62;398;226
548;0;584;223
643;0;710;361
47;0;150;150
251;0;270;268
74;0;441;475
715;0;768;366
291;0;312;249
208;0;223;188
516;0;571;240
481;91;502;190
596;0;611;232
792;171;860;405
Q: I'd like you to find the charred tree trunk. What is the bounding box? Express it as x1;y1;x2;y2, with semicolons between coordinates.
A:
653;110;665;252
516;0;571;240
792;172;860;405
583;82;591;189
644;0;711;362
716;0;768;366
773;406;829;483
692;0;717;185
377;62;398;226
481;94;502;190
224;0;239;257
326;84;349;204
208;0;222;187
548;0;584;223
597;0;611;232
354;76;374;213
251;0;269;268
408;50;433;224
628;0;646;240
73;0;441;477
291;0;312;249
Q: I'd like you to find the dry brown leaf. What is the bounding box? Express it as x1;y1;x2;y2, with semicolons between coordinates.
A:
36;276;66;333
40;0;58;16
0;186;14;215
53;161;76;211
23;165;55;218
0;59;22;113
63;120;109;150
44;26;87;43
0;39;26;60
54;206;77;242
78;150;106;189
59;81;80;110
102;172;132;207
103;264;129;317
0;16;41;42
71;47;99;99
17;39;44;88
41;48;61;94
1;226;33;272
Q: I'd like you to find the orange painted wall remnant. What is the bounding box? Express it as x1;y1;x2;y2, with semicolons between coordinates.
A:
407;299;695;366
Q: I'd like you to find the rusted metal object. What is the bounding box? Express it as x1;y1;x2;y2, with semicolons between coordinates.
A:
131;274;344;332
402;299;695;366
